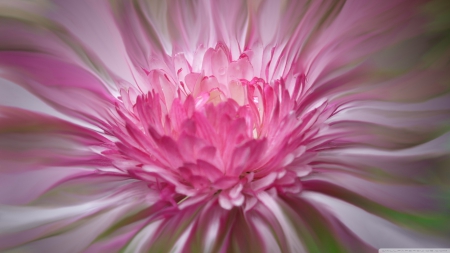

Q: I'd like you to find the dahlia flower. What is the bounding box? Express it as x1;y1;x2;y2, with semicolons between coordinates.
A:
1;0;450;252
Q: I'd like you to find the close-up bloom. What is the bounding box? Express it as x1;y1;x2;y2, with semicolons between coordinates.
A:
1;0;450;252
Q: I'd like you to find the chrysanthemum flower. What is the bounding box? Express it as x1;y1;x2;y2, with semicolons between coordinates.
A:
1;0;450;252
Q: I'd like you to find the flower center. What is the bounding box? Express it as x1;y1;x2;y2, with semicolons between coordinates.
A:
111;44;322;210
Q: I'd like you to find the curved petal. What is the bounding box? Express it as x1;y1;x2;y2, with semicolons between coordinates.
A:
305;192;450;248
0;51;116;127
120;198;291;253
302;177;450;235
0;174;153;252
0;77;95;129
45;0;136;84
0;5;126;127
277;193;376;253
0;107;114;204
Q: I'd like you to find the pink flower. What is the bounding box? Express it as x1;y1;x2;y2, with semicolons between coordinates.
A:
1;0;450;252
